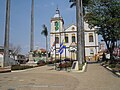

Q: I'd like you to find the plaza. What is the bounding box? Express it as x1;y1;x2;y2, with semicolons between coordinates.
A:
0;63;120;90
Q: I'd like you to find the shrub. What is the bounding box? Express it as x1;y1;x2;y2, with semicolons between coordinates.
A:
37;60;46;66
64;58;71;61
59;62;72;68
11;65;34;70
54;59;61;63
46;61;54;64
109;64;116;68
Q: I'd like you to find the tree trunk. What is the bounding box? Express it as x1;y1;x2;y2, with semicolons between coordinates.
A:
46;36;48;62
81;0;85;63
4;0;10;67
30;0;34;52
104;37;115;63
76;0;83;65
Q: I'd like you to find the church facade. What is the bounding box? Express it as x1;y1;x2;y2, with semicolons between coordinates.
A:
50;8;99;61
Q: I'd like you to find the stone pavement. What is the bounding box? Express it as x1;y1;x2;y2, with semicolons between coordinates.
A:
0;63;120;90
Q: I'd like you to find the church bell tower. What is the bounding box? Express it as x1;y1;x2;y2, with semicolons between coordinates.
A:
50;8;64;58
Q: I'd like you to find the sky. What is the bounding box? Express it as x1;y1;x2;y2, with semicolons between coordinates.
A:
0;0;76;54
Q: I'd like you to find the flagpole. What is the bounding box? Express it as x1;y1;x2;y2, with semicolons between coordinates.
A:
64;26;66;59
60;32;61;62
55;34;56;61
58;9;62;63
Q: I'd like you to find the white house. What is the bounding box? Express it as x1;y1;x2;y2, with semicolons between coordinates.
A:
50;8;99;61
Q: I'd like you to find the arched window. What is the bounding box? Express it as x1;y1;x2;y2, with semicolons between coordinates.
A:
72;27;75;31
90;48;94;55
55;35;59;43
89;33;94;42
65;34;69;43
72;34;76;42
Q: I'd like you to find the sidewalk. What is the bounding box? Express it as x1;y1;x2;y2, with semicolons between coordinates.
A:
72;63;120;90
0;64;119;90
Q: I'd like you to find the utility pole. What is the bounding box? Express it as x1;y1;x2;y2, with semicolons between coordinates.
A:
4;0;10;67
30;0;34;52
76;0;84;65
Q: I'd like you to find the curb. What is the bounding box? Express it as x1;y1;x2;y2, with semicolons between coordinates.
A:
101;65;120;77
0;69;11;73
71;63;87;72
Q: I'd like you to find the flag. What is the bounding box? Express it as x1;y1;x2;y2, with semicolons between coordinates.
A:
58;40;66;54
50;41;55;52
55;21;60;32
60;49;64;54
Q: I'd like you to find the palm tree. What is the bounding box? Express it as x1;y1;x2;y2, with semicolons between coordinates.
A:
30;0;34;52
69;0;90;64
70;0;92;64
76;0;84;64
69;0;91;15
4;0;10;67
41;24;48;62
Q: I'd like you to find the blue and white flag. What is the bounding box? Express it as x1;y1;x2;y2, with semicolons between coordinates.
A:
50;41;55;52
58;40;66;54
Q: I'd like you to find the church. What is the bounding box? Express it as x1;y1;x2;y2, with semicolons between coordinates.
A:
50;8;99;61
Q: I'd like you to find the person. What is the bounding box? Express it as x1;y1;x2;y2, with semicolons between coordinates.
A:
50;56;53;61
88;56;91;61
102;52;106;62
97;54;100;62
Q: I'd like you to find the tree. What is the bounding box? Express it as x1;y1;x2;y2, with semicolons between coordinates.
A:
41;24;48;61
69;0;92;64
69;0;92;15
4;0;10;67
70;0;84;64
84;0;120;61
10;44;21;59
30;0;34;52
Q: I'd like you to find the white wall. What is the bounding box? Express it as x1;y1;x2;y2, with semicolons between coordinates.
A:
50;21;99;60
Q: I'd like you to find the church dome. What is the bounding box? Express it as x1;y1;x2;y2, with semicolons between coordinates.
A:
53;8;61;18
51;8;64;25
54;14;60;18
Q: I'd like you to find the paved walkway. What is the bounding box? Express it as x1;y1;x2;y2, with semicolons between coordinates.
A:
72;64;120;90
0;63;119;90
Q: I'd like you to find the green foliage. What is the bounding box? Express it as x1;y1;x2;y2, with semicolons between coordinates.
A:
109;64;116;68
33;51;42;57
85;0;120;60
69;0;92;7
41;24;48;37
69;0;93;15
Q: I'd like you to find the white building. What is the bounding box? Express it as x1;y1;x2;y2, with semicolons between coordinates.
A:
50;8;99;61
